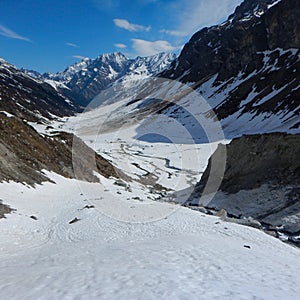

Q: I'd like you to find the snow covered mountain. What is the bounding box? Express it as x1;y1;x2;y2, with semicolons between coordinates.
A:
0;58;119;184
155;0;300;243
28;52;176;106
55;0;299;244
161;0;300;136
0;0;300;298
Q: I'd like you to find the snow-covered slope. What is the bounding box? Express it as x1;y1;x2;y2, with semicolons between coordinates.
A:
1;172;300;299
1;79;299;298
0;0;299;298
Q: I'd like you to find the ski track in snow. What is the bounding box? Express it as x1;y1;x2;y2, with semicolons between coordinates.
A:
0;173;300;299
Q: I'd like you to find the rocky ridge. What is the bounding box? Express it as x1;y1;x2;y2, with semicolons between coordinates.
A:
161;0;300;132
28;52;176;106
0;59;80;122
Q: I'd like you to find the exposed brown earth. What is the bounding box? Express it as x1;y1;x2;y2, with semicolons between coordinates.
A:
0;113;120;185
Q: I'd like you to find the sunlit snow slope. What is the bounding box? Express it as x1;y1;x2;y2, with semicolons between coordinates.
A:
1;172;300;299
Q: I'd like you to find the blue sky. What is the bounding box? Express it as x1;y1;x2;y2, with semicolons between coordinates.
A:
0;0;243;73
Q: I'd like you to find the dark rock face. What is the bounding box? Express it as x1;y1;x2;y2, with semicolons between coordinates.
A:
162;0;300;126
196;133;300;195
0;113;120;185
188;132;300;235
163;0;299;82
0;201;13;219
0;60;80;122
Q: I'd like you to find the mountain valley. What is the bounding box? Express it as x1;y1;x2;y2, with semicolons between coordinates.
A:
0;0;299;298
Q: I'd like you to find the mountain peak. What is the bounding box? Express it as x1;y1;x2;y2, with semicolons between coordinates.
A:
227;0;282;22
96;52;128;61
26;51;176;105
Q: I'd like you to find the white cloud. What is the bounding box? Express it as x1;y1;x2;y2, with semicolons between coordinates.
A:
114;43;127;49
163;0;243;37
131;38;181;56
66;42;78;48
72;55;88;60
113;19;151;32
0;25;31;42
159;29;185;37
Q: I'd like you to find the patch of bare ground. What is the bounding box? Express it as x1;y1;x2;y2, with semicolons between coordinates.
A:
0;113;121;185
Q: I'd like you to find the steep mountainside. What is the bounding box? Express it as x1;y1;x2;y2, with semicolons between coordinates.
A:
162;0;300;134
0;59;80;122
0;60;120;185
29;52;176;106
0;113;120;184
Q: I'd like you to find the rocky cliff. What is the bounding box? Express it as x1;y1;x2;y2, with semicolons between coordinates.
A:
162;0;300;132
188;132;300;239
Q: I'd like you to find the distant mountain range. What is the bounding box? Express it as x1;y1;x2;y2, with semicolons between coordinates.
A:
24;52;176;106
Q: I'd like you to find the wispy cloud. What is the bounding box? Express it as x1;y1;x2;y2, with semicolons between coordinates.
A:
159;29;185;37
72;55;88;60
163;0;243;37
114;43;127;49
113;19;151;32
0;25;31;42
131;39;181;56
66;42;78;48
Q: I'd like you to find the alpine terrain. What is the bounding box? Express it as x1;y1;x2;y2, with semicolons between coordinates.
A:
0;0;299;299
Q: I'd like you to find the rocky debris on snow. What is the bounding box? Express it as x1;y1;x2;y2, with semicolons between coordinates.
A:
80;205;95;210
0;200;13;219
188;206;262;229
69;217;80;224
132;196;142;201
114;179;128;188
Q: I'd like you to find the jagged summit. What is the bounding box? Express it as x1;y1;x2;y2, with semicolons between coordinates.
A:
227;0;282;22
25;52;176;105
